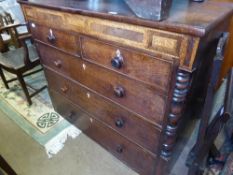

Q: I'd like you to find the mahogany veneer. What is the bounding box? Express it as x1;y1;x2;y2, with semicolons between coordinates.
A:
18;0;233;174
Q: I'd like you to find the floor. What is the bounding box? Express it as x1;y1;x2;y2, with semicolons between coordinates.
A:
0;109;137;175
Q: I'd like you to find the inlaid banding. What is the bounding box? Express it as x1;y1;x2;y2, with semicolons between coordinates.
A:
90;23;144;42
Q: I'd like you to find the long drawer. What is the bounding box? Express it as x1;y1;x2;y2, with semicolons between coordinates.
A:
38;43;167;126
45;67;162;155
49;89;157;175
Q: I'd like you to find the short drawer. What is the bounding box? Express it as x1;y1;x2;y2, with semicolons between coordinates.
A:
22;5;195;71
81;36;173;92
45;68;161;154
37;43;71;75
29;22;81;56
49;89;157;175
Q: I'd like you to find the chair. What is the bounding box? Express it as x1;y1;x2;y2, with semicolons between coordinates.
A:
0;11;28;52
186;33;233;174
0;24;47;106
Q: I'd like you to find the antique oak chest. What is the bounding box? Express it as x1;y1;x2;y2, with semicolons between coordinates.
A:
18;0;233;174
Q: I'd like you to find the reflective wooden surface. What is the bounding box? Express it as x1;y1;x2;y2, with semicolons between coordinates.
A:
17;0;233;36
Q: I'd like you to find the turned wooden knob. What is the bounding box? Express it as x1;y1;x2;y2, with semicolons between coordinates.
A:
114;86;125;98
111;56;123;69
61;86;68;93
67;111;75;122
115;118;124;128
116;145;124;153
111;49;123;69
47;29;56;43
54;60;61;68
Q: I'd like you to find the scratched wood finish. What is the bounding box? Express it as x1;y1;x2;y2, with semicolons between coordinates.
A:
49;89;157;175
22;5;200;71
38;43;168;126
45;68;162;155
45;72;160;155
30;23;81;56
18;0;233;37
81;36;173;91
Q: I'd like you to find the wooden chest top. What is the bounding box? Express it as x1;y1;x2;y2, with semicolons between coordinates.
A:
18;0;233;36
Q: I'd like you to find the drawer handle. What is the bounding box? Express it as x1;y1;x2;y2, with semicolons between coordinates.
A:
115;118;124;128
114;86;125;98
116;145;124;153
67;111;75;122
54;60;62;68
61;86;68;93
47;29;56;43
111;50;123;69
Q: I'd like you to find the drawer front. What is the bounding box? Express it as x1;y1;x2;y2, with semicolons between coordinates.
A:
45;68;161;154
49;89;90;123
37;43;71;75
40;45;166;125
49;89;156;175
81;36;173;92
69;57;167;126
29;22;81;56
44;69;71;99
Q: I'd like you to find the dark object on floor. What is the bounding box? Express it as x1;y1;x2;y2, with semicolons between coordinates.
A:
186;33;233;175
0;155;17;175
0;28;47;105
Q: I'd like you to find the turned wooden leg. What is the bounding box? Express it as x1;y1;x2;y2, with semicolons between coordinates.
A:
0;68;9;89
17;73;32;106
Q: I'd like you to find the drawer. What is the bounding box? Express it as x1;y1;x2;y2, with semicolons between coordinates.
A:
29;22;81;56
49;89;157;175
81;36;173;92
49;89;89;123
69;57;167;126
37;43;71;75
44;70;71;99
41;46;167;125
45;68;161;154
22;5;198;71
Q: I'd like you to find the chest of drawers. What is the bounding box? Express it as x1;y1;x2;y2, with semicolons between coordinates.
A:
18;0;233;174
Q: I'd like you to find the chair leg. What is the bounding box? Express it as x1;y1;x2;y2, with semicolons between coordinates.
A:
17;73;32;106
0;68;9;89
0;155;17;175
